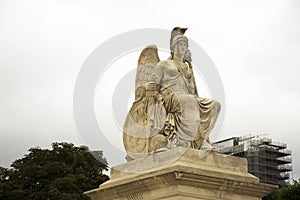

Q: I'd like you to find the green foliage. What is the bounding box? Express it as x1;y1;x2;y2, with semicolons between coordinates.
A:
263;179;300;200
0;142;109;200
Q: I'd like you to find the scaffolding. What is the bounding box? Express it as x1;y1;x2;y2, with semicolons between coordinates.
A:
213;134;292;187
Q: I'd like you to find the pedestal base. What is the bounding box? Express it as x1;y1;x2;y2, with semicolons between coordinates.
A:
85;148;277;200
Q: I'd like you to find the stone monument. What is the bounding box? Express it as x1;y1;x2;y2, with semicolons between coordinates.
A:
123;27;221;161
85;27;277;200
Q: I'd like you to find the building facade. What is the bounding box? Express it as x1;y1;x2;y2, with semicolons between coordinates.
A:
213;134;292;186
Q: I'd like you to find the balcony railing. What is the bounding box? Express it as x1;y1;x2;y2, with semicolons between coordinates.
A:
279;149;292;155
280;172;290;179
278;165;293;171
277;156;292;163
271;141;287;148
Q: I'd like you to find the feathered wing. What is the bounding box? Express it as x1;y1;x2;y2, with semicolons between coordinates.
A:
123;45;162;160
135;45;160;98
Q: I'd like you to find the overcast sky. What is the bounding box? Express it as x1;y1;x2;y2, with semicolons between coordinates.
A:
1;0;300;180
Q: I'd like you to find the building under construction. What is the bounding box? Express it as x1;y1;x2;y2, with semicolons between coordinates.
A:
213;134;292;187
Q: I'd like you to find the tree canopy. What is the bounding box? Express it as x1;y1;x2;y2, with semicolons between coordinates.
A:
0;142;109;200
263;179;300;200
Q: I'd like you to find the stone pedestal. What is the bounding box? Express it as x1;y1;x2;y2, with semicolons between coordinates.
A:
85;148;277;200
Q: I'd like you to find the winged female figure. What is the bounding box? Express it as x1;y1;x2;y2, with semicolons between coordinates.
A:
123;27;221;160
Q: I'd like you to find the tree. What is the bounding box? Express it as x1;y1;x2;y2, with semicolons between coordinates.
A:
0;142;109;200
263;179;300;200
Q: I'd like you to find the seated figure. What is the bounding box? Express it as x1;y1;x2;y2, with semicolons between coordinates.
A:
123;27;221;160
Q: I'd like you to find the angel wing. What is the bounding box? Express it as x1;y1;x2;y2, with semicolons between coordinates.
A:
123;45;166;160
134;45;160;100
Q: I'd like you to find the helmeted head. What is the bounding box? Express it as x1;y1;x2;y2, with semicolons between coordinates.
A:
170;27;189;57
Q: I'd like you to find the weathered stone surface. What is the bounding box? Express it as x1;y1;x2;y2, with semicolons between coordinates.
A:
123;27;221;160
85;148;277;200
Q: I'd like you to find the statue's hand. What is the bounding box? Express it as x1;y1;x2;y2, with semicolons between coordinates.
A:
184;49;192;63
146;83;160;97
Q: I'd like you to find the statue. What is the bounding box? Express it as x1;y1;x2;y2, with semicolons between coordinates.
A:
123;27;221;160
